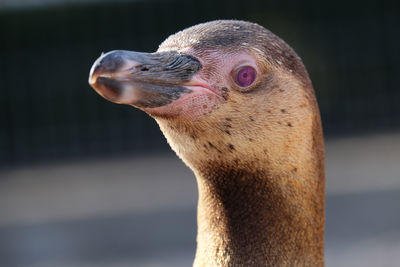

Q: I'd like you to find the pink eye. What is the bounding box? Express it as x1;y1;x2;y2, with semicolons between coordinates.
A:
235;66;256;87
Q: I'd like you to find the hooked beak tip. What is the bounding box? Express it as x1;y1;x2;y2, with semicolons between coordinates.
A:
89;50;132;83
88;49;203;110
88;64;100;86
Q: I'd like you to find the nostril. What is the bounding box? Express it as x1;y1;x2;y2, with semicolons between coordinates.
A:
140;67;149;72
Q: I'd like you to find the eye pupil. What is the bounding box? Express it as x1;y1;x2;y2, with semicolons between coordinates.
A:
235;66;256;87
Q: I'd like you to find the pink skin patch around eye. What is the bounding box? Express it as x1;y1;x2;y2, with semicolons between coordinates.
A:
236;66;256;87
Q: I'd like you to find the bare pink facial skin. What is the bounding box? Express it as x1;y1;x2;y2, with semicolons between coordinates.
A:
142;48;260;120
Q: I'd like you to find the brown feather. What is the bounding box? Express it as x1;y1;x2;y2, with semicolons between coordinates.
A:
156;20;325;266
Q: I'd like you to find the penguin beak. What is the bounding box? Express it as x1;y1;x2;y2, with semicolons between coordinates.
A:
88;50;202;108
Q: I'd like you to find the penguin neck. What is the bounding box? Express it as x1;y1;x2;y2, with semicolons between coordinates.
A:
192;164;325;267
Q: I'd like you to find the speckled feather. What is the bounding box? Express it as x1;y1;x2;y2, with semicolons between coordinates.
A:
155;20;325;267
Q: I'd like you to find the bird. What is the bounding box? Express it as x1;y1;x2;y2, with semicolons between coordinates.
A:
88;20;325;267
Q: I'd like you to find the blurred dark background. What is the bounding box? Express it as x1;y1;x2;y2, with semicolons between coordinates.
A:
1;0;399;267
1;0;399;166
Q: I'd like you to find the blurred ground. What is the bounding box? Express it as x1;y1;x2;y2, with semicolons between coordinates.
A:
0;131;400;267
